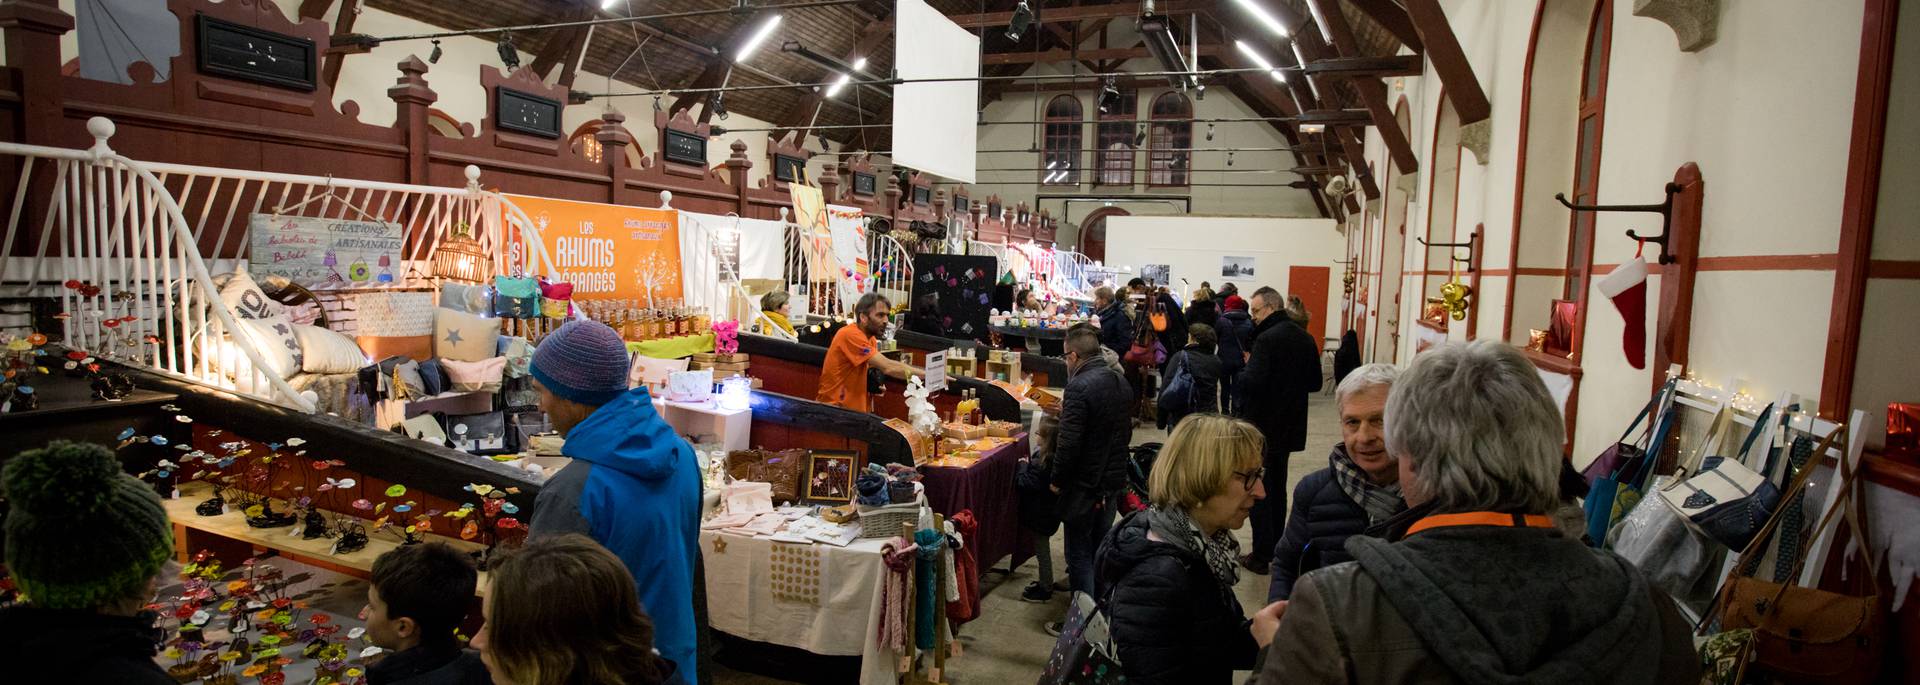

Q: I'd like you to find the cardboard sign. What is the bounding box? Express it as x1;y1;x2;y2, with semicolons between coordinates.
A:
924;349;947;392
247;214;403;287
504;194;683;305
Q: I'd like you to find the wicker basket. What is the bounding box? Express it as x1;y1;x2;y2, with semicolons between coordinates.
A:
856;494;926;539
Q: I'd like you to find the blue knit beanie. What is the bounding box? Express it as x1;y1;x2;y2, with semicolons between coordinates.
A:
530;320;632;407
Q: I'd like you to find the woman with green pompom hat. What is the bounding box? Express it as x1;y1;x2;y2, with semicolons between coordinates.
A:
0;440;176;684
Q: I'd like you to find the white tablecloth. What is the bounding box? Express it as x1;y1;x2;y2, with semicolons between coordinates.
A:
701;531;901;685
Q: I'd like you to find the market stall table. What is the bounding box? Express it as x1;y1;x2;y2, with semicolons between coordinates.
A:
920;434;1032;572
699;530;905;685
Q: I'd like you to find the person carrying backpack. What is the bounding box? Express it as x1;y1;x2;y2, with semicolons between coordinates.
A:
1158;323;1222;432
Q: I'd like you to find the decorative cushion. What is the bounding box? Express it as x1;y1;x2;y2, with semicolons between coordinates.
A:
434;307;502;362
498;336;533;378
293;324;368;374
355;335;433;362
217;266;287;320
439;283;491;315
443;356;508;393
232;316;301;379
356;291;435;336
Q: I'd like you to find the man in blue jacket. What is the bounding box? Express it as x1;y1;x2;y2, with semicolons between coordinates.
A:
528;320;702;685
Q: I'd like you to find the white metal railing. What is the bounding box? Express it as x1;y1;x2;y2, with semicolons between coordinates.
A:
0;117;559;412
868;232;913;306
965;240;1006;280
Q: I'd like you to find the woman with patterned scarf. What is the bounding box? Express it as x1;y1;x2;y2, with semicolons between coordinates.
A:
1095;414;1264;684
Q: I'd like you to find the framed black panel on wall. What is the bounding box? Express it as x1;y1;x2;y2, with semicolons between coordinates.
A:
496;87;562;139
195;14;316;91
772;154;807;183
913;186;932;205
663;129;707;166
852;172;878;196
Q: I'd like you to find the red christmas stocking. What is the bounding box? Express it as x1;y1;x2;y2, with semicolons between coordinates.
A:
1597;257;1649;369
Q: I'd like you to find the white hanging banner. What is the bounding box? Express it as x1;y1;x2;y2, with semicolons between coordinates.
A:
827;205;868;300
892;0;979;183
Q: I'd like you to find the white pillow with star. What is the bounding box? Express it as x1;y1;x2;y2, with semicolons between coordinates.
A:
434;307;501;362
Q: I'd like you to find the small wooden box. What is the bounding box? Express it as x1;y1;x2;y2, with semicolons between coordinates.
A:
946;357;978;379
987;420;1022;438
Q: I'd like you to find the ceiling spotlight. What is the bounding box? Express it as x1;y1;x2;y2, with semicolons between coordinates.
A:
709;92;728;120
1006;0;1034;41
428;39;443;64
497;32;520;71
1227;151;1235;167
1133;126;1147;148
1205;123;1215;141
1231;0;1291;39
826;72;852;98
734;14;783;63
852;57;869;72
1098;76;1121;113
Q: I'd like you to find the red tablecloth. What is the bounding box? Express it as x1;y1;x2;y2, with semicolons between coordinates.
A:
920;435;1033;572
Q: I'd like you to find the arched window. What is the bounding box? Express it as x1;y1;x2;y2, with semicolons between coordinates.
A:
1096;85;1137;186
1043;95;1082;185
1148;92;1192;187
1563;0;1613;302
569;122;605;164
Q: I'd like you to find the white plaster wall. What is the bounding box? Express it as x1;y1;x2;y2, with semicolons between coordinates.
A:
1851;0;1920;450
1368;0;1868;462
1104;215;1343;338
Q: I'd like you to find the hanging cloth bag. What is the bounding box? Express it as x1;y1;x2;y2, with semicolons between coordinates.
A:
1661;403;1784;549
1706;424;1885;684
1585;380;1674;485
1583;385;1676;546
491;275;542;319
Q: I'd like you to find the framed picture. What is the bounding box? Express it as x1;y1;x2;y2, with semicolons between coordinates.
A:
804;450;857;504
1221;255;1256;277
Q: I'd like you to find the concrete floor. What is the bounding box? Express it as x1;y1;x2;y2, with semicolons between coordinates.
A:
713;391;1342;684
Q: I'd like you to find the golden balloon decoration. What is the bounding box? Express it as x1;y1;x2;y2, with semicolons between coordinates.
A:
1439;279;1473;321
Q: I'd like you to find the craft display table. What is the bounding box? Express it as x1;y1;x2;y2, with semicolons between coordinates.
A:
989;324;1066;356
699;531;902;685
163;482;492;592
920;434;1032;572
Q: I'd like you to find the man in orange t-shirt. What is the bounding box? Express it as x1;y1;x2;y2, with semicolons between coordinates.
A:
817;292;925;412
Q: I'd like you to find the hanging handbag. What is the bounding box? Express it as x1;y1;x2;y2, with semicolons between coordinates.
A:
1147;299;1169;333
725;448;809;504
1608;475;1720;614
540;279;574;320
1707;424;1884;684
1156;351;1195;418
1583;389;1675;546
1584;380;1672;485
1036;590;1125;685
1662;404;1781;549
491;275;542;319
1123;340;1157;366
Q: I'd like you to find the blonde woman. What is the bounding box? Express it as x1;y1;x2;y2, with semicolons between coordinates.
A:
1096;413;1264;683
756;290;797;339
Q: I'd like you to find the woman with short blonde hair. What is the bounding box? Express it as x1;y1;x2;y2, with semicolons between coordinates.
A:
1098;413;1264;683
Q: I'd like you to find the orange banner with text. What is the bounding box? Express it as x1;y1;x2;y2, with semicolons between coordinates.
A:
504;194;683;305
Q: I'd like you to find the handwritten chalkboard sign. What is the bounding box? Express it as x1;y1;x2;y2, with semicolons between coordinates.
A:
195;15;316;91
247;214;404;287
852;172;877;196
664;128;707;166
497;87;562;138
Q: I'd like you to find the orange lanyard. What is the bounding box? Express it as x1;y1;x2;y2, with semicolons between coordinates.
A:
1405;511;1555;537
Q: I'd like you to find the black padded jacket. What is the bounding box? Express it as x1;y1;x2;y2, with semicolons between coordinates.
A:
1096;512;1258;685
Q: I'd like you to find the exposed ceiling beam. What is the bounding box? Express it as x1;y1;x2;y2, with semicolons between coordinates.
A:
778;16;896;139
1347;0;1425;53
1301;55;1423;78
1199;51;1333;218
528;7;597;83
1336;126;1382;199
297;0;333;20
319;0;361;90
982;43;1221;65
946;0;1206;29
1402;0;1491;123
1302;0;1418;172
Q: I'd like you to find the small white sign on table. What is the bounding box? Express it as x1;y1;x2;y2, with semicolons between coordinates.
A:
923;349;947;392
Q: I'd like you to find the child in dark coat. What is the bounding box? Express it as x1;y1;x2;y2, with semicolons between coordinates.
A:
364;543;491;685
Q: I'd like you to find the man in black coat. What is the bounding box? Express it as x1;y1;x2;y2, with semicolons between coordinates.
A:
1234;287;1323;574
1093;286;1132;359
1267;363;1405;601
1049;326;1134;620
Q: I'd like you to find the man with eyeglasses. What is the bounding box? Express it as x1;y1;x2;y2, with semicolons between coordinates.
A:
1044;326;1133;635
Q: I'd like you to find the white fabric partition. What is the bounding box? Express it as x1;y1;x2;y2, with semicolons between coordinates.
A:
891;0;979;183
